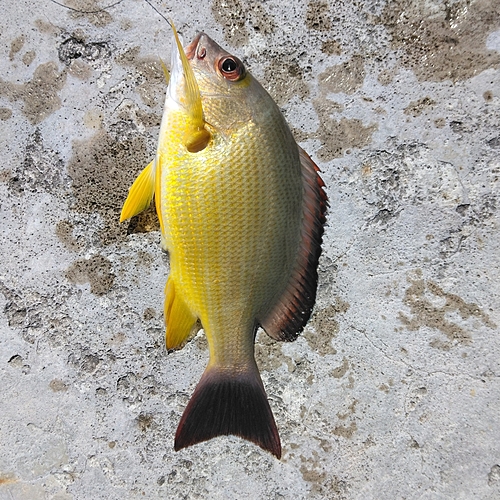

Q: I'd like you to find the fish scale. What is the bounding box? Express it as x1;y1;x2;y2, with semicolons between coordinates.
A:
164;145;300;341
120;25;327;458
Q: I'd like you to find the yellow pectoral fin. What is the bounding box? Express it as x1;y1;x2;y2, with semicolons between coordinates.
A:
120;160;156;222
164;277;197;350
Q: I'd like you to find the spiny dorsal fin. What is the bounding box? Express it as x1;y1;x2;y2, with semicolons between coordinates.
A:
260;146;328;341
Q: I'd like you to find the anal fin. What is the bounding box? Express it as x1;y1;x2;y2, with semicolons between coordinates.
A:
164;277;198;350
120;160;156;222
260;146;328;341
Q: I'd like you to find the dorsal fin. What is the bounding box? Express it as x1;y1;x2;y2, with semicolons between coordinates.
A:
260;147;328;341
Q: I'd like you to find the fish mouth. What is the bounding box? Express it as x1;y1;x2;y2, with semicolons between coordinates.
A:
185;32;204;60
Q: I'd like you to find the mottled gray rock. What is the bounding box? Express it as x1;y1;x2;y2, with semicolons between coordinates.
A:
1;0;499;499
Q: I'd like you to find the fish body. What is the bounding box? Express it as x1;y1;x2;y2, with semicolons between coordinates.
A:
121;25;327;458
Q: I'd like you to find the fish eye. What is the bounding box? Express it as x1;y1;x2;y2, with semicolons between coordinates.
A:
218;56;245;81
222;58;237;72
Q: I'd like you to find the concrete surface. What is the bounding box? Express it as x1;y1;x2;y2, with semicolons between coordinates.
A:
1;0;499;498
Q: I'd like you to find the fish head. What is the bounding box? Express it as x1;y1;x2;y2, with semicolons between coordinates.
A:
164;25;273;150
184;33;248;89
183;32;269;135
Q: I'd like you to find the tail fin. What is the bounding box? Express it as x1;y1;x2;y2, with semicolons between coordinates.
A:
174;365;281;458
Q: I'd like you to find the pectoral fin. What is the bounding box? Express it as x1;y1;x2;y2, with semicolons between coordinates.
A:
164;277;198;350
120;160;156;222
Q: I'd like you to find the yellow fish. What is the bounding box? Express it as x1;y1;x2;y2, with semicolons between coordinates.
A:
121;24;327;458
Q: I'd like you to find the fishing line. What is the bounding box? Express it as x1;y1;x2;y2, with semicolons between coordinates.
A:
143;0;172;28
48;0;125;14
49;0;172;28
50;0;186;57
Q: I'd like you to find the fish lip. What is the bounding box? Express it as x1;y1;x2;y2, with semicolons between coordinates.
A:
185;32;203;60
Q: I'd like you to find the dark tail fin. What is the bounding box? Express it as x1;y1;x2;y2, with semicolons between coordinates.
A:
174;365;281;458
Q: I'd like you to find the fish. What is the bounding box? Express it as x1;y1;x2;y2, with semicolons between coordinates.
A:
120;23;327;459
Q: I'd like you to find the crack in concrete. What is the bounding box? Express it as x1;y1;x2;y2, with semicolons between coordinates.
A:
350;324;490;382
